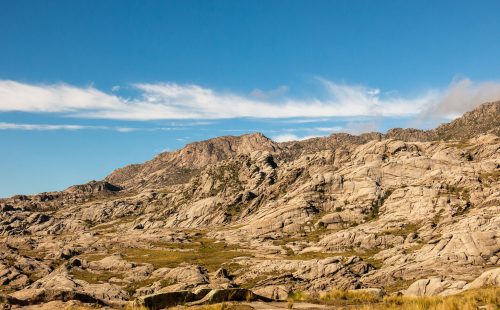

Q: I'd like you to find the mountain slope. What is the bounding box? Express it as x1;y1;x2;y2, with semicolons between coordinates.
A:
0;101;498;308
433;101;500;139
105;132;280;189
108;100;500;190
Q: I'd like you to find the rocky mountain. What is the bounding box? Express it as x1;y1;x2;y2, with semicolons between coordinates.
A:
0;101;499;309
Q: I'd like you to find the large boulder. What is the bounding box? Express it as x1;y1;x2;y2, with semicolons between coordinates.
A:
136;290;196;309
188;288;272;305
463;268;500;290
403;268;500;296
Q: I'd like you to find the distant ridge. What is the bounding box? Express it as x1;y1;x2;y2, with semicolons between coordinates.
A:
105;101;500;189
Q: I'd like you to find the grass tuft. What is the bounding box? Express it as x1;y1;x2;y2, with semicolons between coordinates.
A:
287;287;499;309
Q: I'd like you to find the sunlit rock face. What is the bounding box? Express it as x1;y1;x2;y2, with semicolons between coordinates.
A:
0;101;498;308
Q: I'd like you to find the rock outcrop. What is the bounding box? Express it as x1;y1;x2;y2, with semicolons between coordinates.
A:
0;101;499;308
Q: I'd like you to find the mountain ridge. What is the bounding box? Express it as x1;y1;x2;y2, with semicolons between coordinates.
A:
104;100;500;191
0;101;498;308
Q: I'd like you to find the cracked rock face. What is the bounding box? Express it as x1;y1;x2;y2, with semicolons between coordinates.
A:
0;102;499;308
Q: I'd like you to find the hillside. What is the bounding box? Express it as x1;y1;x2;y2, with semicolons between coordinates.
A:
0;101;499;309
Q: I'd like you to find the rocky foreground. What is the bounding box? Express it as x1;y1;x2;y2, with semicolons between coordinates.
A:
0;102;499;309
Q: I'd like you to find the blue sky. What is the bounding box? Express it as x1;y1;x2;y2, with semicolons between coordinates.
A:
1;0;500;197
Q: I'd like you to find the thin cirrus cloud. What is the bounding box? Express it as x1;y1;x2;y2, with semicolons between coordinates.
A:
0;122;180;132
272;133;322;142
0;122;97;131
0;78;499;121
250;85;289;99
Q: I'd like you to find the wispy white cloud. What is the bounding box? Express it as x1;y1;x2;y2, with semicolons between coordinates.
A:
314;126;344;132
0;78;498;121
279;117;334;124
420;78;500;119
272;133;322;142
168;121;215;127
0;122;180;132
250;85;289;99
0;122;99;131
114;127;136;132
0;80;124;113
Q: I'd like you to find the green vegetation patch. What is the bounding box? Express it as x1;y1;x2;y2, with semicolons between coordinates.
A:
287;248;383;268
274;228;332;247
72;269;121;284
121;238;252;271
444;184;470;200
240;271;285;289
378;222;421;238
91;215;140;232
367;189;394;221
124;278;176;296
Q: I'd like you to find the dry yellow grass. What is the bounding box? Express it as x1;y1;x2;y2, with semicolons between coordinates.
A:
368;287;500;310
320;289;381;304
287;287;499;309
169;303;252;310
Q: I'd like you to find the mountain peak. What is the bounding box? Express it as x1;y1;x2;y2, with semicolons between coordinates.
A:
105;132;278;189
105;101;500;189
433;100;500;140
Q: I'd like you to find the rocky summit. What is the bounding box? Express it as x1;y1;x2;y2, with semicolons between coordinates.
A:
0;101;499;309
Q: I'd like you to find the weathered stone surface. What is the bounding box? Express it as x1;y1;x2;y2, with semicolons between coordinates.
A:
403;268;500;296
188;288;271;305
463;268;500;290
137;290;195;309
0;102;499;308
253;285;290;301
404;278;458;296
